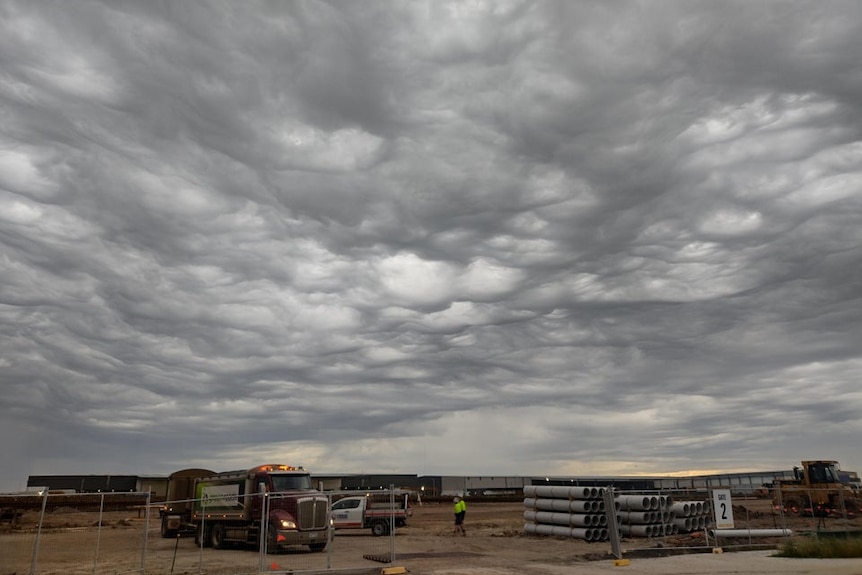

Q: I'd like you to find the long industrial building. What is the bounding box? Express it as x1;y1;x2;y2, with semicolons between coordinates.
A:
23;468;860;498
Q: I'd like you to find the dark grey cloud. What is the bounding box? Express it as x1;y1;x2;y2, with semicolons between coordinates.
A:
2;0;861;490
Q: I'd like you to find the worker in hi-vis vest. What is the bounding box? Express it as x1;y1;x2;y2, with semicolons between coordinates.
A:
452;495;466;535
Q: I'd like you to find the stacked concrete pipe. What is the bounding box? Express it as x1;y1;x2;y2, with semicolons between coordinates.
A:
670;500;711;533
523;485;609;542
525;488;714;541
616;494;677;537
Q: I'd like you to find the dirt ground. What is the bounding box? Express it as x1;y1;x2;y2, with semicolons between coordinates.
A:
3;498;862;575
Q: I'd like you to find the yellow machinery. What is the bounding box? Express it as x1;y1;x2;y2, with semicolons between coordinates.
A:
772;460;861;516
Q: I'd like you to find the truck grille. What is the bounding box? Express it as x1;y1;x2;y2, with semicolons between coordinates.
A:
296;497;329;530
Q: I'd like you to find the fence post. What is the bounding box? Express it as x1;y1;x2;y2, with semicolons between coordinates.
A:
389;485;396;564
28;489;49;575
198;512;205;575
94;492;105;575
777;483;792;534
140;491;151;574
838;484;848;520
326;491;332;570
258;486;267;573
603;487;622;559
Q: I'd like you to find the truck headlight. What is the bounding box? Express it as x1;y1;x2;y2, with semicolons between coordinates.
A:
280;519;297;529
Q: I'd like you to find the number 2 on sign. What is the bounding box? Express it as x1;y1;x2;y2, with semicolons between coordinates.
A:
712;489;734;529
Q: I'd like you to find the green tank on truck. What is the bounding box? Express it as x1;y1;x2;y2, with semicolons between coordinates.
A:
161;464;330;552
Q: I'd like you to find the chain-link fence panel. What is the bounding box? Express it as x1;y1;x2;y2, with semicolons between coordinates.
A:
144;488;409;575
525;484;862;556
0;494;37;575
1;489;406;575
768;484;862;533
0;491;150;575
147;490;286;575
327;489;411;567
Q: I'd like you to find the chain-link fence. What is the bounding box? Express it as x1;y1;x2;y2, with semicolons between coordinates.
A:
0;491;151;575
1;488;410;575
6;483;859;574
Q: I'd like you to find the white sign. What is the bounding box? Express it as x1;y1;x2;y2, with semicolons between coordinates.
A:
202;484;240;508
712;489;734;529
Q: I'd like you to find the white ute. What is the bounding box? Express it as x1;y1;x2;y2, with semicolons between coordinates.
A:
330;492;413;536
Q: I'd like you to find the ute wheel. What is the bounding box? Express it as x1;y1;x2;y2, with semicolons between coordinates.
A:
210;523;226;549
160;516;177;539
371;521;389;537
309;542;327;552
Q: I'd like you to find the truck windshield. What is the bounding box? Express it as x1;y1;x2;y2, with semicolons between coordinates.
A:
270;474;312;491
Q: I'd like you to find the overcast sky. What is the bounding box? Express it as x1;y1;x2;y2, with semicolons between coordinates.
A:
2;0;861;492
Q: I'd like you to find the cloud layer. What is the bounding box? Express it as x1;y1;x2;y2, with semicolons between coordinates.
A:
2;1;861;490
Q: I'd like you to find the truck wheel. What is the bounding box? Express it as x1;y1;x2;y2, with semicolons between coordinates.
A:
309;542;327;552
160;516;177;539
195;525;212;548
266;523;279;554
210;523;226;549
371;521;389;536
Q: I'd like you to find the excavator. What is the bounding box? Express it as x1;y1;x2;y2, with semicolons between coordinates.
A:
771;460;862;517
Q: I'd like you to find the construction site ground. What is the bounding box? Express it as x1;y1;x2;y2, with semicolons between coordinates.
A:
3;497;862;575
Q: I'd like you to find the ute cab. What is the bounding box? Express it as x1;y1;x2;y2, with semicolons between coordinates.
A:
330;492;413;536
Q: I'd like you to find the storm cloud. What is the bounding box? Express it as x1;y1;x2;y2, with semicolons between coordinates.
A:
1;0;861;490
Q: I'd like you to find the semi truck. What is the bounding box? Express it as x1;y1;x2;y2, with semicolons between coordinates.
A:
330;492;413;536
159;464;330;552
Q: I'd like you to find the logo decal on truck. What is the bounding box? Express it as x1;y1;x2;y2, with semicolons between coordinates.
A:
202;484;240;508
